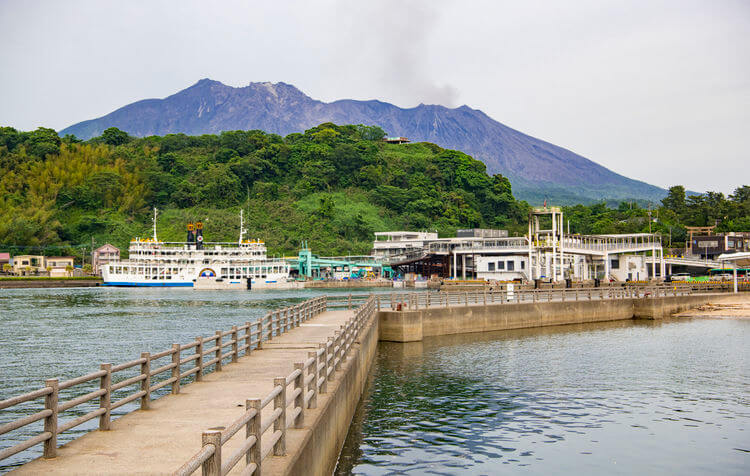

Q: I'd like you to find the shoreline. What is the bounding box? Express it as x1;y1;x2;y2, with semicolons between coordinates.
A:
0;278;102;289
675;294;750;319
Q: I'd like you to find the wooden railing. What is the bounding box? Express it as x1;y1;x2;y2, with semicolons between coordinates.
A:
0;296;327;465
174;296;377;476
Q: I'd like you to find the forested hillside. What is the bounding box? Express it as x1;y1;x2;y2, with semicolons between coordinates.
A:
0;124;528;257
60;79;668;204
1;124;746;260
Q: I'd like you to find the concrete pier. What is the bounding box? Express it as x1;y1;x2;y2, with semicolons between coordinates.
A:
378;292;746;342
11;308;379;475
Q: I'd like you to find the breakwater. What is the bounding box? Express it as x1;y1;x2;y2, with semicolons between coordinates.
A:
377;286;745;341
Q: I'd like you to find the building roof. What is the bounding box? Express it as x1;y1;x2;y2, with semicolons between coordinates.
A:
47;256;75;260
0;252;9;261
717;252;750;261
95;243;120;252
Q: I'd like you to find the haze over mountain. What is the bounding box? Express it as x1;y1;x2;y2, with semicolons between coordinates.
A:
62;79;667;204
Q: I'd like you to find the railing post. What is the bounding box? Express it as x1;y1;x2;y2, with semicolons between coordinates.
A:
268;313;274;340
201;430;222;476
334;333;342;371
245;321;253;355
140;352;151;410
377;295;381;311
171;344;181;394
308;351;319;408
231;326;239;363
327;338;335;381
99;363;111;430
43;378;58;458
257;320;264;350
319;344;328;394
215;331;222;371
294;362;305;428
273;378;287;456
247;398;261;472
348;293;352;310
195;337;204;381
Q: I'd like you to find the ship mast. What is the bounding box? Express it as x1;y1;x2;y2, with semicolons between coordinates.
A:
152;207;158;241
238;209;247;245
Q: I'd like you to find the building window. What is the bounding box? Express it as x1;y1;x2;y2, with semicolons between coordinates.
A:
488;262;495;271
497;261;505;270
611;259;620;269
507;261;515;271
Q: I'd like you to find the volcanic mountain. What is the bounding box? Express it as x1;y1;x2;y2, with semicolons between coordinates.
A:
61;79;666;204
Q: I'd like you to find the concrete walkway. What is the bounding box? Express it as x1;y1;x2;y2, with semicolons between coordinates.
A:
11;310;355;475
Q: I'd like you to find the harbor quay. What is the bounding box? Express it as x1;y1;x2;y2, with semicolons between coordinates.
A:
1;285;746;475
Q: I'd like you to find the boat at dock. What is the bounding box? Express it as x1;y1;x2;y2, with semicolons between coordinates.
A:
102;210;297;289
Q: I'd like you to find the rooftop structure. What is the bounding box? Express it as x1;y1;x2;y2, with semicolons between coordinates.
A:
383;136;410;144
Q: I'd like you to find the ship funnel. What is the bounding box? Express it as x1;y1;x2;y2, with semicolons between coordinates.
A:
187;222;195;245
196;221;204;250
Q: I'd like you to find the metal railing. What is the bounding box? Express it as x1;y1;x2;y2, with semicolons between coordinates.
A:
174;296;377;476
0;296;327;465
378;282;743;310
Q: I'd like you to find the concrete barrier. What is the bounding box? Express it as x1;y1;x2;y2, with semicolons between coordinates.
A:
379;292;745;342
266;306;380;476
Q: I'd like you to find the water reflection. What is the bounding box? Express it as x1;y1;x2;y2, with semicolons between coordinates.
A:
337;319;750;475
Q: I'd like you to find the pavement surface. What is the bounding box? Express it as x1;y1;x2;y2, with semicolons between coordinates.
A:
11;310;355;475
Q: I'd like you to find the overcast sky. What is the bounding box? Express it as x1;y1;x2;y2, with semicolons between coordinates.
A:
0;0;747;195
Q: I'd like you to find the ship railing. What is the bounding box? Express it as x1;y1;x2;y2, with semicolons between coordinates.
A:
0;296;328;466
174;296;377;476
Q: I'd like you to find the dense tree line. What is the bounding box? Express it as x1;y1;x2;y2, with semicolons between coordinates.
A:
0;123;528;256
564;185;750;247
1;124;746;258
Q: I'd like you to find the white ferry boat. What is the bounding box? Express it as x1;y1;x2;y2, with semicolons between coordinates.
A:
102;210;298;289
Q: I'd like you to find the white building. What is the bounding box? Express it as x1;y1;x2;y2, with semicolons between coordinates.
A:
372;231;438;260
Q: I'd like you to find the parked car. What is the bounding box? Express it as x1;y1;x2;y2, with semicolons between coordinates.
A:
670;273;691;281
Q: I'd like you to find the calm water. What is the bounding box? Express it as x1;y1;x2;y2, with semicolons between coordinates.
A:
336;319;749;475
0;286;383;471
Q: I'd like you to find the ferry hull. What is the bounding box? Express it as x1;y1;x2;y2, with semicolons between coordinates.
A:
101;281;194;287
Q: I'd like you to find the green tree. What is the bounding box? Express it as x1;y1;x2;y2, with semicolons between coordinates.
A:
101;127;131;146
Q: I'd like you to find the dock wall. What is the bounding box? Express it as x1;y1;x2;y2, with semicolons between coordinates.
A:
271;307;380;476
379;293;742;342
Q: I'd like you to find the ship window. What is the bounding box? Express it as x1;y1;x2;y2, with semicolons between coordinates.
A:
488;262;495;271
507;261;515;271
497;261;505;270
521;261;525;269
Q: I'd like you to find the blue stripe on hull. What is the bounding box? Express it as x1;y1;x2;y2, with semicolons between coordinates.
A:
102;281;194;287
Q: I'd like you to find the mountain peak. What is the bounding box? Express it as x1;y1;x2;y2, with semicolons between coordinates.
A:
60;80;666;204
